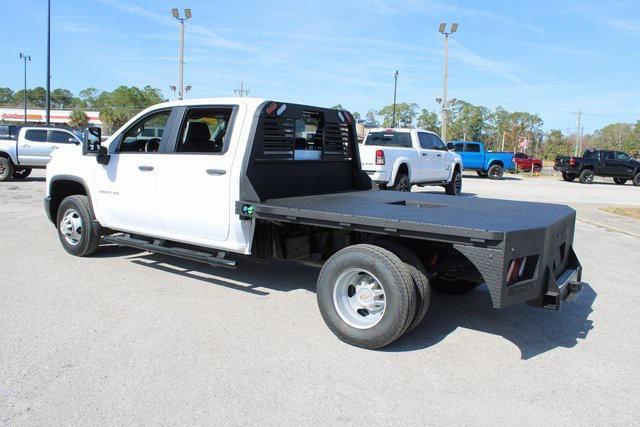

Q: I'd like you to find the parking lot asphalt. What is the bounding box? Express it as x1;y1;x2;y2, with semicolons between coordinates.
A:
1;170;639;424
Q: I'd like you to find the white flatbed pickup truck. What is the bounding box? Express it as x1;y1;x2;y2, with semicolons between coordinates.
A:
0;126;82;181
45;97;586;349
359;128;463;194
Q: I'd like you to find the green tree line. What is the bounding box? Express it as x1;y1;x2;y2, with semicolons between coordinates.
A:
0;86;165;133
338;100;640;159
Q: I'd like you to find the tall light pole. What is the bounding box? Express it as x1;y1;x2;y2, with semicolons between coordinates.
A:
392;70;399;128
438;22;458;141
19;53;31;124
172;8;192;100
46;0;51;125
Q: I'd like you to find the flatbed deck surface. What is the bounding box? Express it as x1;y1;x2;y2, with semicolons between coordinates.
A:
252;190;575;242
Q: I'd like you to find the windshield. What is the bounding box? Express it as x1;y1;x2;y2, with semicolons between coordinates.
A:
364;132;412;148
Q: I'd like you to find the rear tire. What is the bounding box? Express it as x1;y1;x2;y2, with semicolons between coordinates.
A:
444;169;462;196
373;240;430;332
12;167;32;179
613;177;627;185
431;274;480;295
390;172;410;192
579;169;594;184
0;158;14;182
633;172;640;187
476;171;488;178
56;195;100;257
317;244;417;349
533;165;541;174
487;164;504;180
562;172;576;182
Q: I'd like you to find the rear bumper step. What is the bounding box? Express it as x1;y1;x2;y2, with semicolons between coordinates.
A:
542;268;586;310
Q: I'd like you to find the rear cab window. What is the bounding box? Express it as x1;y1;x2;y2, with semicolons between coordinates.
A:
365;131;412;148
465;143;481;153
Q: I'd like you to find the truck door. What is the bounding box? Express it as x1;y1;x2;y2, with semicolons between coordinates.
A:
48;129;79;155
429;133;452;180
417;132;438;181
598;151;617;176
463;143;483;169
93;109;174;235
18;129;49;166
155;105;241;245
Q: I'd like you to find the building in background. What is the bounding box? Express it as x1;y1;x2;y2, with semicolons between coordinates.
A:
0;108;102;126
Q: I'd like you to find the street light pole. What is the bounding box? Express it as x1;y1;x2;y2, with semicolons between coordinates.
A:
392;70;398;128
46;0;51;125
19;53;31;124
172;8;192;100
438;22;458;142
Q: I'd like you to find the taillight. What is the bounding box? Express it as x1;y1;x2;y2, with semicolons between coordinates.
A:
375;149;385;165
568;157;576;167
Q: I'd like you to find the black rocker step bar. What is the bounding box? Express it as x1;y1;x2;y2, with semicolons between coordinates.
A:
102;234;237;268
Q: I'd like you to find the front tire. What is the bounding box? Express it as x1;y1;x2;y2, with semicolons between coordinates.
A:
390;172;410;192
613;177;627;185
56;195;100;257
444;169;462;195
317;244;417;349
0;158;14;182
579;169;594;184
487;164;504;180
633;172;640;187
12;167;32;179
562;172;576;182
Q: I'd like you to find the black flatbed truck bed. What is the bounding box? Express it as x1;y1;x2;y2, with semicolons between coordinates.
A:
238;190;583;311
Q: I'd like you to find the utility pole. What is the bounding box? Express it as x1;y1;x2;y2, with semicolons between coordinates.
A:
234;81;250;97
574;110;582;156
392;70;398;127
438;22;458;142
46;0;51;125
172;8;192;100
501;130;506;151
19;53;31;124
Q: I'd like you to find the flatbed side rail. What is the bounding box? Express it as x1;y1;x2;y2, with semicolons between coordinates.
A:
236;201;505;247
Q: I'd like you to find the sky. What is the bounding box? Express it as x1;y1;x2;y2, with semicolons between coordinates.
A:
2;0;639;133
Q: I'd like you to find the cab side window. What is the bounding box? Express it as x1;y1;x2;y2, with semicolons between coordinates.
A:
176;108;233;153
49;130;74;144
118;110;171;153
418;133;432;149
431;134;445;149
25;130;47;143
465;143;481;153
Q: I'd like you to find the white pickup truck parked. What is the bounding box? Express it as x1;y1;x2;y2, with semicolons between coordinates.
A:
0;126;82;181
45;97;586;349
359;128;463;194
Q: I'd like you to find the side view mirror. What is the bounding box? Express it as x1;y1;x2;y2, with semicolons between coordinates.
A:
82;126;103;154
96;145;111;165
446;142;456;150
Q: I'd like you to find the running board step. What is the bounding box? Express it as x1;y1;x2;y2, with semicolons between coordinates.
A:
102;235;237;268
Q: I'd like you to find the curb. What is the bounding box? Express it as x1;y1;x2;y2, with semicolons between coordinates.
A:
577;217;640;239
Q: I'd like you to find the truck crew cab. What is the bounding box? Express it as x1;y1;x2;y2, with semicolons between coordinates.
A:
45;98;586;349
554;149;640;185
0;126;82;181
358;128;463;194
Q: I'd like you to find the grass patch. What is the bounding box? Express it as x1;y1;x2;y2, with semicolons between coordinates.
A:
601;207;640;220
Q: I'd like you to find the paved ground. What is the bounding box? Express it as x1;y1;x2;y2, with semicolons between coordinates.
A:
1;170;639;424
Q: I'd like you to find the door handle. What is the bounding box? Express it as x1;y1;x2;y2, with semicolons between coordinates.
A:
206;169;227;176
22;144;30;148
421;153;428;157
437;153;442;157
138;165;154;172
51;146;58;150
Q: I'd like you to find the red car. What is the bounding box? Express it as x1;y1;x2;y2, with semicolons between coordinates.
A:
513;152;543;172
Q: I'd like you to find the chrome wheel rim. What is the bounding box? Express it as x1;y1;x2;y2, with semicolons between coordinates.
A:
333;268;386;329
0;163;6;176
490;167;502;179
60;208;82;246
